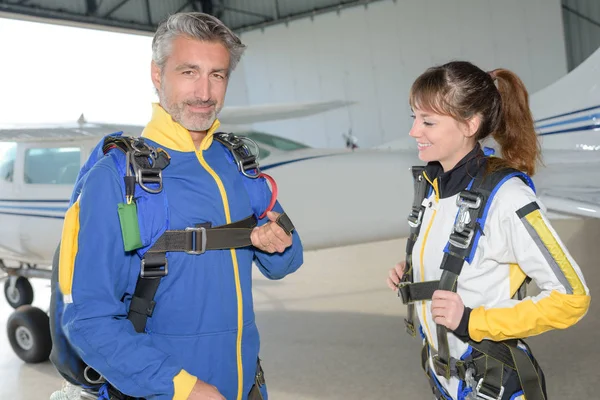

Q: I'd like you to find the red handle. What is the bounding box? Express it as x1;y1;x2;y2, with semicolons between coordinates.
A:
258;173;278;219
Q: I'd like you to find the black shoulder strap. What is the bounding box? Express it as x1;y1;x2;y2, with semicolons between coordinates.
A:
400;166;431;336
433;167;530;377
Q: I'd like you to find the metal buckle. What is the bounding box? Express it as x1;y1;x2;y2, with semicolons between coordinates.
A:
140;258;168;278
475;378;504;400
404;318;416;337
448;227;475;249
407;207;423;228
233;137;260;179
185;227;207;255
455;191;482;233
135;168;163;194
217;133;262;178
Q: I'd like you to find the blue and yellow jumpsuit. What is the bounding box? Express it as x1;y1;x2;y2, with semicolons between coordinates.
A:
58;104;304;400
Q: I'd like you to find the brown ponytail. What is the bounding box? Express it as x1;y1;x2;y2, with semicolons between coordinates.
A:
488;69;541;176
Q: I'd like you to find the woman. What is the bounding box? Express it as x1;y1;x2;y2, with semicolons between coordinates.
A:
387;61;590;400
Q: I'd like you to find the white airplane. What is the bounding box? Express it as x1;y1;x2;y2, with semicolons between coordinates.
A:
2;48;600;364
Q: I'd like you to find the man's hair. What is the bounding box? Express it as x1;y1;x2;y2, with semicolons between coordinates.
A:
152;12;246;74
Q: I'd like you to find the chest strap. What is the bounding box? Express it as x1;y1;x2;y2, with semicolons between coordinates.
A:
127;214;258;334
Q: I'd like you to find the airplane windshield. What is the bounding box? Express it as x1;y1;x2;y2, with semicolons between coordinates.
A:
244;132;310;151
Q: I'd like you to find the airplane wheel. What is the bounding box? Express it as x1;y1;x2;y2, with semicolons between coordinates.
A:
7;305;52;363
4;277;34;309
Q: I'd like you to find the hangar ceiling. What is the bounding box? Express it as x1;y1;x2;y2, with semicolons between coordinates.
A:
0;0;386;34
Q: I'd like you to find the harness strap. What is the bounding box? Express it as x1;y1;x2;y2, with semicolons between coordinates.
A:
275;212;295;235
402;166;430;336
148;215;257;254
398;280;440;304
126;215;258;334
424;338;546;400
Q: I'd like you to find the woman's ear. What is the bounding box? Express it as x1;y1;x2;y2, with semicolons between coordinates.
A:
464;115;481;138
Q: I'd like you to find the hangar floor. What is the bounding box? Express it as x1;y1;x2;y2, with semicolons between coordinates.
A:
1;218;597;399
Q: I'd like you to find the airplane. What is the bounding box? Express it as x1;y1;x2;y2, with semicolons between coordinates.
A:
2;46;600;364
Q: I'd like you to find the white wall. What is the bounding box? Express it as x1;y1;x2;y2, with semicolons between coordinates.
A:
224;59;250;107
229;0;568;148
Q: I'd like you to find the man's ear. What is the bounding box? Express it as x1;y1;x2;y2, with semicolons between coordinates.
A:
151;61;161;91
464;115;481;138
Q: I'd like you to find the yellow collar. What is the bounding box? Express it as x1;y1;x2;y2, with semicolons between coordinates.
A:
141;103;220;152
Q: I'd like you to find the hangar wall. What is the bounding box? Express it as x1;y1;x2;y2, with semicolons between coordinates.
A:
228;0;568;148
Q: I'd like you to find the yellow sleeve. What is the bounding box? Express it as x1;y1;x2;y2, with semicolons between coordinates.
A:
173;369;197;400
469;185;590;342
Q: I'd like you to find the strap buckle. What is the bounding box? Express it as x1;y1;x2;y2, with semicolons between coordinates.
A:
185;227;207;255
215;133;261;178
140;258;168;278
475;378;505;400
448;226;475;249
397;282;411;304
407;206;423;228
432;355;453;380
454;190;483;232
135;168;163;194
404;318;416;337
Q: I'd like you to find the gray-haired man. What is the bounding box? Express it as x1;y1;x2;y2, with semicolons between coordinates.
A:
50;12;303;400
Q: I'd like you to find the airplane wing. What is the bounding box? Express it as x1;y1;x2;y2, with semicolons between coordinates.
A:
0;121;144;142
535;149;600;219
0;100;353;142
217;100;354;124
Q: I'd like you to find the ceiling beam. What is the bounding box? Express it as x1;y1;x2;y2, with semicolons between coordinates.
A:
85;0;97;15
222;5;272;21
104;0;130;18
145;0;152;25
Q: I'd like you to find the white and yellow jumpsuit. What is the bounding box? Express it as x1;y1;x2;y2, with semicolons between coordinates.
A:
413;147;590;399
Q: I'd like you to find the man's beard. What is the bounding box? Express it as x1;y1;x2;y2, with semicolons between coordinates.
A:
160;89;221;131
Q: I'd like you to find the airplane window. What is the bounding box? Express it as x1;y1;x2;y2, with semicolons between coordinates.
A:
257;145;270;160
24;147;81;185
0;142;16;183
244;132;310;151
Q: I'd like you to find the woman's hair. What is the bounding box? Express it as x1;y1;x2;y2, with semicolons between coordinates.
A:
409;61;540;176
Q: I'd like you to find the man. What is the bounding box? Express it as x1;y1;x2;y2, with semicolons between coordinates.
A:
54;12;303;400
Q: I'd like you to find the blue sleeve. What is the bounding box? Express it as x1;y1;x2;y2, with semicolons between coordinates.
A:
253;200;304;280
61;161;183;399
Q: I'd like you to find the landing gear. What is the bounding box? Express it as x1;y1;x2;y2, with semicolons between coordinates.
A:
1;259;54;363
7;305;52;363
4;276;34;309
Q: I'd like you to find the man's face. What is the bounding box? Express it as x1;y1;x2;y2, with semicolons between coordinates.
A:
152;36;230;132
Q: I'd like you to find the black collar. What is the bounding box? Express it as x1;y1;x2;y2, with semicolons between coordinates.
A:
424;144;487;199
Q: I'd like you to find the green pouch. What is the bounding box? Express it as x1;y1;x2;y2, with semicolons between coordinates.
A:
117;202;143;251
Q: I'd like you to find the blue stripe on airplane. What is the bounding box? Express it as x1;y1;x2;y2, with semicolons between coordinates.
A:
535;104;600;124
539;124;600;136
536;113;600;130
261;154;343;171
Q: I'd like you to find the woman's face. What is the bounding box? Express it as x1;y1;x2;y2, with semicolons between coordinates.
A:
409;107;478;172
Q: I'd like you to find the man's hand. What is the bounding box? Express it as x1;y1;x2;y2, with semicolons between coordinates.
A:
386;261;406;290
251;211;292;253
431;290;465;331
186;380;225;400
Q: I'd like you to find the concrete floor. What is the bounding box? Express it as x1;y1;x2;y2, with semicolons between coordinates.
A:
0;218;597;400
